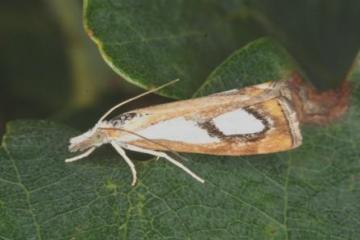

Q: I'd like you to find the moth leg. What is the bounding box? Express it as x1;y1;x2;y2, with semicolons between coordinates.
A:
65;147;96;163
111;142;137;186
123;144;205;184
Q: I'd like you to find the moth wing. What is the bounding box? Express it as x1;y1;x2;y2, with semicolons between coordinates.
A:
122;95;301;156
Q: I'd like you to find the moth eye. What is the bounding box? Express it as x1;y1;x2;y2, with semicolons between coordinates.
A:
112;120;122;127
95;133;102;140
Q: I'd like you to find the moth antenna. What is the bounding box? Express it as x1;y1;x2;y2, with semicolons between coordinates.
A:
99;127;190;162
96;79;180;125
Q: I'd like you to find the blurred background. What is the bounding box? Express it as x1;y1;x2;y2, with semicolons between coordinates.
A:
0;0;168;138
1;0;360;138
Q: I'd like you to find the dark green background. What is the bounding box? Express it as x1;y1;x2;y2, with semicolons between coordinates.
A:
0;0;169;138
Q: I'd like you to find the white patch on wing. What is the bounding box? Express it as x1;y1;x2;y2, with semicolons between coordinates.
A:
213;108;265;135
123;117;219;144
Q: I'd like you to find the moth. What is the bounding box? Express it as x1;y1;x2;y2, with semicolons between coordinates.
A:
66;79;302;185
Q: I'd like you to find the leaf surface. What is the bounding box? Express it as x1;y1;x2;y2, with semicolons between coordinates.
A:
84;0;360;96
1;42;360;239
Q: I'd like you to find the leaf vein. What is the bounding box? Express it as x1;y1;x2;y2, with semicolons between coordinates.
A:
2;142;42;240
209;180;286;231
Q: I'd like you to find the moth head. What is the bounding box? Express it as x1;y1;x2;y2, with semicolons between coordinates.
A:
68;122;110;152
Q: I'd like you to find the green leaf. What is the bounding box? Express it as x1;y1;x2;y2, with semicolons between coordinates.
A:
1;99;360;239
1;43;360;239
84;0;360;97
194;38;298;96
84;0;265;98
3;0;360;239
